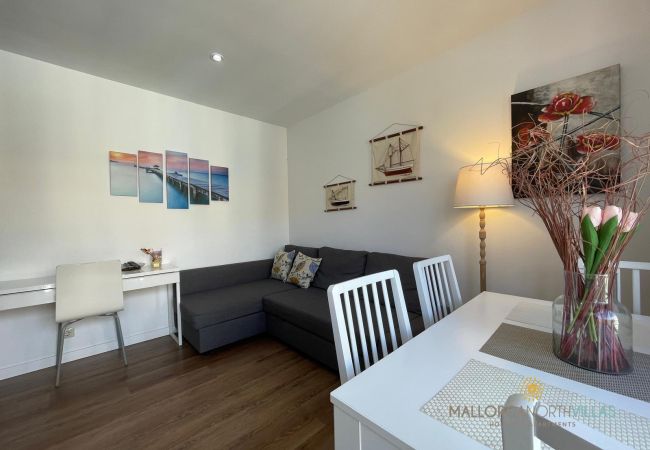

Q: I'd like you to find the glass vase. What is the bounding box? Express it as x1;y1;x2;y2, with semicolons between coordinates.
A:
150;249;162;269
552;271;633;375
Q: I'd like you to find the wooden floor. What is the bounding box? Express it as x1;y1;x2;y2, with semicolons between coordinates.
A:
0;336;340;449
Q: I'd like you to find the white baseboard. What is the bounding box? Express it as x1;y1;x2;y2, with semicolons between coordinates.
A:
0;326;170;381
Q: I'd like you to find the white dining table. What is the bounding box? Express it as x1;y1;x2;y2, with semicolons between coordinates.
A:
329;291;650;450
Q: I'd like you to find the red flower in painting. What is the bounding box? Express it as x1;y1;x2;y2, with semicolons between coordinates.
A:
538;92;595;122
576;133;620;154
515;122;551;148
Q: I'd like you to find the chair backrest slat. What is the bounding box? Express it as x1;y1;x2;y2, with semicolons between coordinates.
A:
370;282;388;358
632;269;641;316
426;265;441;322
617;267;622;305
380;278;399;351
445;256;462;310
342;290;360;375
433;264;447;316
414;255;463;329
389;271;413;345
361;285;379;364
328;270;413;383
439;262;454;315
351;288;370;370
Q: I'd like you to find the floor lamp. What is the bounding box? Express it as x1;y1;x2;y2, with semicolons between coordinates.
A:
454;160;514;292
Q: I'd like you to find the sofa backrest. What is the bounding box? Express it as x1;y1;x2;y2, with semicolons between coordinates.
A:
364;252;422;290
284;244;320;258
311;246;368;290
281;244;425;314
180;259;273;296
364;252;425;314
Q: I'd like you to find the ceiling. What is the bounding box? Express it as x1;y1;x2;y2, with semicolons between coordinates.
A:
0;0;541;126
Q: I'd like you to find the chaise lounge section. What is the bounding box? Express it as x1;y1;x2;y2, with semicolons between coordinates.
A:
180;245;425;370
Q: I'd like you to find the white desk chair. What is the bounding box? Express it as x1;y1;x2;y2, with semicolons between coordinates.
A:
413;255;462;328
327;270;413;383
501;394;599;450
55;260;127;387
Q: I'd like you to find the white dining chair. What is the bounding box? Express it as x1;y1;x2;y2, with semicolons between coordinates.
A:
327;270;413;383
413;255;462;328
577;260;648;315
501;394;599;450
617;261;649;315
55;260;127;387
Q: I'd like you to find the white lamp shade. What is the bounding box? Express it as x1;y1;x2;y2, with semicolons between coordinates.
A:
454;162;514;208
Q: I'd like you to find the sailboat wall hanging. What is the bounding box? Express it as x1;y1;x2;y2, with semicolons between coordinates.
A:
324;175;356;212
370;124;423;185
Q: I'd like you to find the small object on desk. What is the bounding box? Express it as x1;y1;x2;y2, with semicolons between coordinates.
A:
140;248;162;269
121;261;143;272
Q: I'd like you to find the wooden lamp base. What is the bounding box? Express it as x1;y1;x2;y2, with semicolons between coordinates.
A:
479;207;486;292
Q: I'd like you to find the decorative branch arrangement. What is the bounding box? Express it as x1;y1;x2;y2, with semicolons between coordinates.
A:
506;112;650;373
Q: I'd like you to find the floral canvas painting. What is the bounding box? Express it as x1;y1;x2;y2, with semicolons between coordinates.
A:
511;65;620;197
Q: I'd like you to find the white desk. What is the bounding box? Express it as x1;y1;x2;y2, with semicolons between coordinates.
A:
330;292;650;450
0;264;182;345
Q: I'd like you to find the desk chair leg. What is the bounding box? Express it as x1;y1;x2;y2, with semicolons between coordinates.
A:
113;313;128;366
55;322;67;388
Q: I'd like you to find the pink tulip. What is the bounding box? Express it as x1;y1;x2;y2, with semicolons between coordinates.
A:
621;211;639;232
602;205;623;225
582;206;602;228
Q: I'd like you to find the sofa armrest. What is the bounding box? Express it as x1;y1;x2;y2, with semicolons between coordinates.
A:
180;259;273;295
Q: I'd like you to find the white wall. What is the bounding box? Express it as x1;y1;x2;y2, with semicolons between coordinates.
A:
0;50;289;379
287;0;650;304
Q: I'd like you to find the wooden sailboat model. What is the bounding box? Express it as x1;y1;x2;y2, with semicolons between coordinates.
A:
329;185;350;206
375;137;414;176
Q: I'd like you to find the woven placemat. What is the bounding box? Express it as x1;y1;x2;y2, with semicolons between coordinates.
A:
420;359;650;450
480;323;650;403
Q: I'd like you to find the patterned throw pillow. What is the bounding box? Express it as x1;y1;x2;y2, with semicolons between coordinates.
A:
270;250;296;282
287;252;322;288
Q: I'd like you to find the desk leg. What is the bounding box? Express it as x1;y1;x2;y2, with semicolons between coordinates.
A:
167;283;183;346
175;281;182;346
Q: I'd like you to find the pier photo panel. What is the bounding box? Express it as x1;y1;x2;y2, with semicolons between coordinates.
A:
109;150;137;196
165;150;189;209
210;165;229;202
138;150;163;203
189;158;210;205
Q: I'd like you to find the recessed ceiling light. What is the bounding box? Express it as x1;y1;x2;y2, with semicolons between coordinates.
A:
210;52;223;62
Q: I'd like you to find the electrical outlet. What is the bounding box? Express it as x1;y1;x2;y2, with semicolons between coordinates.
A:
63;327;75;338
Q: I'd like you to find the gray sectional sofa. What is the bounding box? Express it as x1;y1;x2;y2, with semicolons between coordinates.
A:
179;245;424;371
